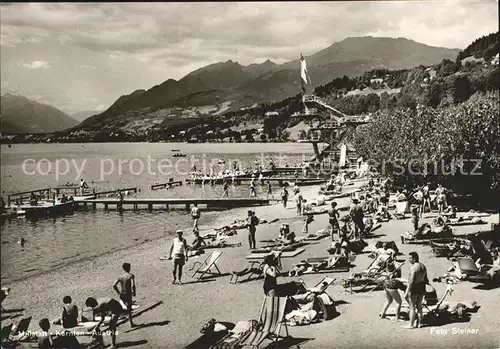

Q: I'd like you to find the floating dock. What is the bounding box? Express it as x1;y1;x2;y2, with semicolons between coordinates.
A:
151;179;183;190
76;198;270;211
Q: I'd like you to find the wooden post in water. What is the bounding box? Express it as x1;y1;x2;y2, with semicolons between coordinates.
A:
166;204;169;210
104;204;108;211
92;203;96;210
185;203;190;210
148;203;153;211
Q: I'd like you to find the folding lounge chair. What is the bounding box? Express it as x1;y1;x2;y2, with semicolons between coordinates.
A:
303;256;350;273
300;277;336;294
239;297;290;348
230;261;264;284
454;257;497;284
191;251;223;280
2;316;32;346
366;261;405;292
393;201;408;219
0;324;13;345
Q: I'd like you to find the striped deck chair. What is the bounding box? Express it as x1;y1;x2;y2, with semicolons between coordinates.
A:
191;251;223;280
240;297;290;348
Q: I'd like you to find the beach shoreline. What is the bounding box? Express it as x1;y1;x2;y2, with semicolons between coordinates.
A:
2;182;500;349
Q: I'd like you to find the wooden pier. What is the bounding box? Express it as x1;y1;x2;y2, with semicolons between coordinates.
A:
54;187;138;197
7;188;52;206
76;198;270;211
187;177;326;186
151;178;183;190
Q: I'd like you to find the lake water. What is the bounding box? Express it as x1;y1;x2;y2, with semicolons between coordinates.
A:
0;142;314;284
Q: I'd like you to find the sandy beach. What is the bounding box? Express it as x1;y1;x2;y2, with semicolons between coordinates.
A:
2;182;500;349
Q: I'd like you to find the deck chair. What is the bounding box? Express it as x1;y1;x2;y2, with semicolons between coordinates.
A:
0;324;13;344
303;256;350;273
456;257;480;277
365;261;406;292
4;316;32;345
191;251;223;280
239;297;289;348
300;277;336;294
230;261;264;284
393;201;408;219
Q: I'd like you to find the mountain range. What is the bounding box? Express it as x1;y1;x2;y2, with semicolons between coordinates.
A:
1;36;461;134
0;94;78;134
79;36;459;130
70;110;104;122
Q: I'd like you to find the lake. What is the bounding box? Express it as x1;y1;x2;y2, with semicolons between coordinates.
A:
0;142;314;283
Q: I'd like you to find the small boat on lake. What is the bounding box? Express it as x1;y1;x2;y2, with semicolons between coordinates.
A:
171;149;181;152
172;153;187;158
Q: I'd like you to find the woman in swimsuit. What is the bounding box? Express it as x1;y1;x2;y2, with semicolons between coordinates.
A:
263;254;278;296
380;273;408;321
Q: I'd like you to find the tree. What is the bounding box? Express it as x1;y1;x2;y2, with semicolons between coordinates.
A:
353;91;500;197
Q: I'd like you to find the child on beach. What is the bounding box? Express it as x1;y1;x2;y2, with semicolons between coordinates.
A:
281;187;289;208
249;179;257;197
295;191;303;216
168;230;189;284
38;318;54;348
191;204;200;230
266;181;273;199
113;262;136;327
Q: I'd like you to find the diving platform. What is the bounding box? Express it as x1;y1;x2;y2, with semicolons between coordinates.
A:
76;198;270;211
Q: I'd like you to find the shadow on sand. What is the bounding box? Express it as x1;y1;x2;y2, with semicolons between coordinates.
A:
263;337;313;348
126;320;171;333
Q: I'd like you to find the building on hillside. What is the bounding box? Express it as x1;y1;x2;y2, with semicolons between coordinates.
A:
264;111;279;117
491;53;499;65
370;78;384;84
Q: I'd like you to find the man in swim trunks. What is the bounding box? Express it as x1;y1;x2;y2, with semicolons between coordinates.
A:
191;204;200;230
113;262;136;327
328;201;340;241
85;297;124;348
168;230;189;284
403;252;429;329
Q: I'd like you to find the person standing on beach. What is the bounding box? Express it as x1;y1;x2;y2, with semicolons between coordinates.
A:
85;297;123;349
113;262;136;327
221;180;229;198
328;202;340;241
191;204;200;230
403;252;429;329
295;191;303;216
302;213;314;235
349;199;365;239
266;181;274;199
281;187;289;208
249;178;257;197
168;230;189;284
247;210;258;249
263;254;278;296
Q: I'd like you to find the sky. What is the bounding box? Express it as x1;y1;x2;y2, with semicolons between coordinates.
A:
0;1;498;114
